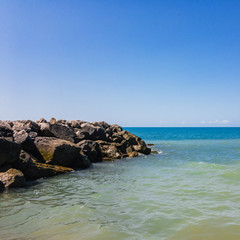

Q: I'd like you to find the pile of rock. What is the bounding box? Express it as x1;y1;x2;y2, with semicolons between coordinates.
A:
0;118;151;190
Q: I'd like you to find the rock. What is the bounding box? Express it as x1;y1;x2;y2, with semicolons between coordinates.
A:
13;130;44;162
0;121;13;141
38;123;76;143
0;168;25;188
39;118;47;123
34;137;91;168
151;150;158;154
14;150;74;181
128;151;138;158
38;123;55;137
133;140;151;155
72;154;92;169
91;121;110;129
97;140;123;161
77;140;102;163
70;120;86;129
50;117;56;124
49;123;76;142
76;123;107;141
12;120;39;133
29;131;38;139
110;124;123;133
147;143;154;146
56;119;69;125
0;139;21;167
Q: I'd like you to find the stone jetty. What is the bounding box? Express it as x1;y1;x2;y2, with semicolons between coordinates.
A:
0;118;151;190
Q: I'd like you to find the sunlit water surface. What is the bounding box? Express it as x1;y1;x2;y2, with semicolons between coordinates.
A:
1;128;240;240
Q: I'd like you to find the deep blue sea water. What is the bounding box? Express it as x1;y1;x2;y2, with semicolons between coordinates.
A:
1;127;240;240
125;127;240;141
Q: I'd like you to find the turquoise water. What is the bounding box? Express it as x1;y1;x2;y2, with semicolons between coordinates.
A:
1;127;240;240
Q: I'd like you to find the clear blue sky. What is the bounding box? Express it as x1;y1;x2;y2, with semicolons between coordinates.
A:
0;0;240;126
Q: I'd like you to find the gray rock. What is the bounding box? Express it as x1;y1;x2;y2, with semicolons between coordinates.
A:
77;140;102;163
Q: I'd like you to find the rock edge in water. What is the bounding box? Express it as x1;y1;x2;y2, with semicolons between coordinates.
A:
0;119;151;190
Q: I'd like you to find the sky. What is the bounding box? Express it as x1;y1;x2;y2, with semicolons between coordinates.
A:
0;0;240;127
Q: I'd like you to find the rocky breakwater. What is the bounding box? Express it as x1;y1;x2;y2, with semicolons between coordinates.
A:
0;119;151;190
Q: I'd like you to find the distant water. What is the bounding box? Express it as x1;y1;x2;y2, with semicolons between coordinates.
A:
1;127;240;240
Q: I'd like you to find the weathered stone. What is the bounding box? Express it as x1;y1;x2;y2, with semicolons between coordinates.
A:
76;123;107;141
38;123;55;137
39;118;47;123
151;150;158;154
38;123;76;142
48;123;76;142
34;137;90;168
0;122;13;140
15;150;74;181
97;140;123;161
133;140;151;155
91;121;110;129
77;140;102;163
110;124;123;133
29;131;38;139
0;168;25;188
50;117;56;124
70;120;86;129
128;151;138;158
13;129;44;162
12;120;39;133
0;139;21;167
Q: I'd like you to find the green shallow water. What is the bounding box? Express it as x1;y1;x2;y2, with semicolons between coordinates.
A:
1;138;240;240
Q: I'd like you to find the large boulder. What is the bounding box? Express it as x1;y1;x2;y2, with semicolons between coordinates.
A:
38;123;76;143
0;168;25;188
0;139;21;167
49;123;76;142
77;140;102;163
14;150;74;181
13;130;44;162
97;140;123;161
76;123;107;141
34;137;91;168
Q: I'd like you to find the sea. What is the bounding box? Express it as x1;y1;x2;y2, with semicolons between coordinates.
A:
1;127;240;240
